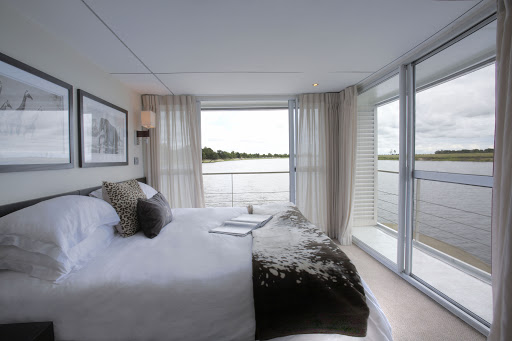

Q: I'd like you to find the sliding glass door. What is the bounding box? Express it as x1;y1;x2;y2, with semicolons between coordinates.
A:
408;18;496;327
353;15;496;333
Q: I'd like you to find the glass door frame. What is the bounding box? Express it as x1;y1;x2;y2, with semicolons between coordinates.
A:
397;14;496;335
351;13;497;336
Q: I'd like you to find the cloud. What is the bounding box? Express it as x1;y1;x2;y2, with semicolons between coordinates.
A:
376;64;495;155
201;109;289;154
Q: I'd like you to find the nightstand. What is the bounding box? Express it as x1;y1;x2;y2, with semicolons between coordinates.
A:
0;322;54;341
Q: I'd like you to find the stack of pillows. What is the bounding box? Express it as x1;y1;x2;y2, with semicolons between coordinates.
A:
0;180;172;282
89;180;173;239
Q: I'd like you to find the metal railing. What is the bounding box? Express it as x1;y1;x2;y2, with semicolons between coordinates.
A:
375;169;491;281
203;171;289;207
377;170;491;239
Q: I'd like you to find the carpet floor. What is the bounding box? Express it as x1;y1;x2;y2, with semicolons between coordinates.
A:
339;244;486;341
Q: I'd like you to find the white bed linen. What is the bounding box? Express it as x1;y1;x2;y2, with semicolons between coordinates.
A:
0;207;392;341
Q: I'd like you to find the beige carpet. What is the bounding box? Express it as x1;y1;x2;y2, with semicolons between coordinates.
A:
339;244;486;341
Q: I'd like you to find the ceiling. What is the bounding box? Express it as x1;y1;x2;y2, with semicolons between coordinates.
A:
5;0;482;96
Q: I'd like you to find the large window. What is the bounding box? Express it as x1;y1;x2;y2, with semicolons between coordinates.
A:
353;17;496;333
410;20;496;326
200;109;290;207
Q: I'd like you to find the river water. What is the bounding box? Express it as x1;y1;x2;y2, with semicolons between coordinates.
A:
202;158;290;207
202;158;492;266
379;160;492;266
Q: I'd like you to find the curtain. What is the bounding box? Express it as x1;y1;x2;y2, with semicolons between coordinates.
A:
296;86;357;244
141;95;205;208
489;1;512;340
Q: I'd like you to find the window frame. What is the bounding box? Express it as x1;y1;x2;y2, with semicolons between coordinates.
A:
200;102;296;205
353;13;497;336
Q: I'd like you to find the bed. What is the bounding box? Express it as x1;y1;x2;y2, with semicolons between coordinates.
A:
0;178;392;341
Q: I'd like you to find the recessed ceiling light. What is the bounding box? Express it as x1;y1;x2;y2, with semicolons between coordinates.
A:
312;83;319;87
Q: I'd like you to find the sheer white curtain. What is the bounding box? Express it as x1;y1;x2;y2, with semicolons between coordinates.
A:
489;1;512;340
141;95;205;208
296;86;357;244
297;93;327;232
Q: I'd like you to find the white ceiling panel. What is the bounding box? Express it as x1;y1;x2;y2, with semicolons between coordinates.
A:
4;0;148;74
4;0;483;95
112;74;170;95
158;72;371;96
86;0;478;74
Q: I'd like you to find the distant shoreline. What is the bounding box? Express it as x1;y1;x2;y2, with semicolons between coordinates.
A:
202;157;288;164
379;152;493;162
203;153;494;163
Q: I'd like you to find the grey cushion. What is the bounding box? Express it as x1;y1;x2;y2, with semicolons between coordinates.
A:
137;192;173;239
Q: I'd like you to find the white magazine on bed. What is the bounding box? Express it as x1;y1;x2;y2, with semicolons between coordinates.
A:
209;214;273;236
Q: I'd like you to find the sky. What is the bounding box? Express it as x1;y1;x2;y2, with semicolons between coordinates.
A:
377;64;495;155
201;64;494;157
201;109;289;154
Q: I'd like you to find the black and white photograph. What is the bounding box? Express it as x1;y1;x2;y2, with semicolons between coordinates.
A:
0;52;73;172
78;89;128;167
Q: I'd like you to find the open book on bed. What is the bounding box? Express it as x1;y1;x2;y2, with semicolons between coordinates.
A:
209;214;273;236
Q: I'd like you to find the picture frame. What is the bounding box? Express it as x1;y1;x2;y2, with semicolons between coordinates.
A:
78;89;128;168
0;52;73;173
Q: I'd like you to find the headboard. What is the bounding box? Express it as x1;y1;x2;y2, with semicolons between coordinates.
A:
0;177;147;218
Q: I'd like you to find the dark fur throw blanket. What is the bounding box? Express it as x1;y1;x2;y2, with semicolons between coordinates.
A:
252;203;369;340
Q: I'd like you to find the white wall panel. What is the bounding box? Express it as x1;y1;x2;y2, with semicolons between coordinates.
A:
0;4;144;205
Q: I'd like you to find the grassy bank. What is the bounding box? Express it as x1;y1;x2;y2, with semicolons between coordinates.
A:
204;153;494;163
202;157;288;163
378;152;493;162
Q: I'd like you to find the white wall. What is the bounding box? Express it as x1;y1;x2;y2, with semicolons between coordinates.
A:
0;4;144;205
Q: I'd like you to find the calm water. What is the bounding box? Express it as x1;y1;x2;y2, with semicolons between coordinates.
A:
202;158;289;207
379;160;492;266
202;158;492;266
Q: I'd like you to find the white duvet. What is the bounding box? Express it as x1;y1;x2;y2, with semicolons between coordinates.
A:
0;207;392;341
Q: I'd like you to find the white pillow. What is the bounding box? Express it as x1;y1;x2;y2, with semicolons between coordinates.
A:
138;182;158;199
0;195;119;263
89;181;157;200
0;224;116;282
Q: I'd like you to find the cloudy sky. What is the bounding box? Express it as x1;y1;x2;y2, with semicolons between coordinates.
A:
201;64;494;157
378;64;495;155
201;109;289;154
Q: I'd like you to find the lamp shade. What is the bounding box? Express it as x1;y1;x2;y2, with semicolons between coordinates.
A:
141;110;156;128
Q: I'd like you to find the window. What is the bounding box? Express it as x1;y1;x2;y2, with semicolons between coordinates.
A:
354;75;400;266
353;17;496;332
200;108;290;207
410;20;496;326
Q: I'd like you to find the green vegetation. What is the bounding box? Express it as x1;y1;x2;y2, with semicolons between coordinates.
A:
379;149;494;162
434;148;494;154
202;147;289;163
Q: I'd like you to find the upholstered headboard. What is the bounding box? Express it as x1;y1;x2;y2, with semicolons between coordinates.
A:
0;177;147;218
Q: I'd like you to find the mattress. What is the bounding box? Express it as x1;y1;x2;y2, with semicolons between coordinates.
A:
0;206;392;341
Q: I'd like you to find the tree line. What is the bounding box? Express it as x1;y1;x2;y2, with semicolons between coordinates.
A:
434;148;494;154
202;147;289;160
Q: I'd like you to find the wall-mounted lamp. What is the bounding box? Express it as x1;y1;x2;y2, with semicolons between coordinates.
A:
136;110;156;145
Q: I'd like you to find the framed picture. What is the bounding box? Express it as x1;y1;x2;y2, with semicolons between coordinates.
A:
0;52;73;172
78;90;128;168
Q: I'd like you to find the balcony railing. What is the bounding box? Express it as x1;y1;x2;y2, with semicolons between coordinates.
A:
203;169;490;280
203;171;289;207
375;169;491;281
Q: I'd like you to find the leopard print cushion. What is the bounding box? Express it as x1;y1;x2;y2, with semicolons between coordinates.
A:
102;179;147;237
